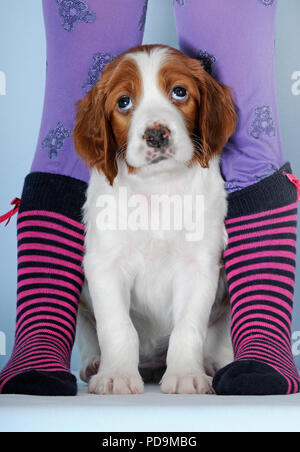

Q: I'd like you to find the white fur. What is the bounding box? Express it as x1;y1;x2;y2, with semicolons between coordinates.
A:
76;47;233;395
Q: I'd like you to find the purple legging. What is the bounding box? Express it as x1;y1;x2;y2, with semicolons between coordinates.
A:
31;0;284;193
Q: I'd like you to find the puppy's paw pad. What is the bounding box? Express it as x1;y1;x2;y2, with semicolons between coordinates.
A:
161;374;214;395
80;356;100;383
88;374;144;395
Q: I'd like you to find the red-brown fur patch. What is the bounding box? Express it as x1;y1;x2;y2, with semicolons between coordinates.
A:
158;48;236;168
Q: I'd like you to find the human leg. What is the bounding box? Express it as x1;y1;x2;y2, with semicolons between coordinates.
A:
0;0;147;395
174;0;300;395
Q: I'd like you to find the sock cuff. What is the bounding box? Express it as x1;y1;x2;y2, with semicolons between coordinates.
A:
226;163;298;219
19;172;88;223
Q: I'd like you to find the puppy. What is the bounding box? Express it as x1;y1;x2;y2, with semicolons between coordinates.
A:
73;45;236;395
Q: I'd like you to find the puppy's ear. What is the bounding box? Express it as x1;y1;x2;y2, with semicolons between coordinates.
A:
188;58;237;168
73;80;118;185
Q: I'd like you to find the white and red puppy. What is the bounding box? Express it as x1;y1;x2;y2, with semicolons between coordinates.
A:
74;45;236;395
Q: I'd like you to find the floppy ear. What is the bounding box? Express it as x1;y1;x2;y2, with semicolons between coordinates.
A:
73;81;118;185
188;59;237;168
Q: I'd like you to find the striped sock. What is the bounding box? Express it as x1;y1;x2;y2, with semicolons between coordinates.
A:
0;173;87;396
213;163;300;395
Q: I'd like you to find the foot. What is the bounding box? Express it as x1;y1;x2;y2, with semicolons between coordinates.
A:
1;370;77;396
80;356;101;383
161;373;214;394
213;360;298;396
88;373;144;395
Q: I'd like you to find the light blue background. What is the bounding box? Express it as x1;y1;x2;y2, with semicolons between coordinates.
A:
0;0;300;373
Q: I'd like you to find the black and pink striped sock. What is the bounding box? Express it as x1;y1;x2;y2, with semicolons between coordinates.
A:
213;163;300;395
0;173;87;396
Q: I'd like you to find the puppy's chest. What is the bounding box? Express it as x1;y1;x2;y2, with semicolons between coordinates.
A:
132;238;178;307
130;231;202;332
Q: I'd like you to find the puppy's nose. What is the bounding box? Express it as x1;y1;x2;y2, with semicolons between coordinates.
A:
144;124;170;149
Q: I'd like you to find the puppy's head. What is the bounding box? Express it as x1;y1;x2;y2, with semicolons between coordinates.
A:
73;45;236;185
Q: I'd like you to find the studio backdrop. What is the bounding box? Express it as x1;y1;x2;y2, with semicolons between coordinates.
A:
0;0;300;371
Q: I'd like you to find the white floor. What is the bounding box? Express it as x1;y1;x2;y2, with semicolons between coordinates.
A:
1;377;300;432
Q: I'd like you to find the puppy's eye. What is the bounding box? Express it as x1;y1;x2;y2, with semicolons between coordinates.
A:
172;86;188;101
117;96;133;111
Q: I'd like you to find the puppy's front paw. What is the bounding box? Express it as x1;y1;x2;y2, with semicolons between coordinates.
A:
88;373;144;395
161;373;214;395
